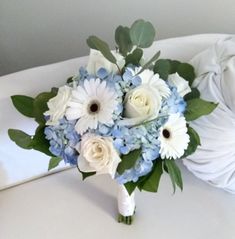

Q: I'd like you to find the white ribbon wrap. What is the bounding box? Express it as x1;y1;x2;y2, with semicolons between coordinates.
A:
117;185;135;217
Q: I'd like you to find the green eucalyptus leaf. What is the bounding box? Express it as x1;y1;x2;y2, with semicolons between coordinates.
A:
138;51;161;74
32;126;54;157
87;35;117;64
115;26;133;56
117;149;141;175
34;91;56;125
177;63;195;86
125;48;143;66
183;126;201;157
164;159;183;193
11;95;34;118
8;129;33;149
153;59;171;80
184;88;200;101
140;160;163;192
130;19;156;48
48;157;62;171
185;98;218;121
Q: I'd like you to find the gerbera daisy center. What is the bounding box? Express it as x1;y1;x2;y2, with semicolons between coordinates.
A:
162;129;171;139
88;100;100;114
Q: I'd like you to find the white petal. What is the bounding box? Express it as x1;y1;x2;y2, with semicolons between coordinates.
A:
138;69;154;84
159;114;189;159
78;156;95;172
150;76;171;98
96;80;107;97
66;107;84;120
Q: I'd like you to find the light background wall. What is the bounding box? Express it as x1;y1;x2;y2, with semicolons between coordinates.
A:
0;0;235;76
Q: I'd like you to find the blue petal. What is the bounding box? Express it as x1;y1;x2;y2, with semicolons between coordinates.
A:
96;68;109;79
131;76;141;86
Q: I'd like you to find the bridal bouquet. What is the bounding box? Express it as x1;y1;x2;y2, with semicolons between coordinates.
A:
9;19;217;225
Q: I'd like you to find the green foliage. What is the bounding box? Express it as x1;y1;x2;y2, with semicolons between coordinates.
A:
183;126;201;157
153;59;195;85
11;95;34;118
66;76;74;84
9;89;56;157
177;63;195;86
130;19;156;48
185;98;218;121
153;59;171;80
124;181;138;195
138;160;163;192
124;160;163;195
168;60;181;74
32;126;54;156
8;129;33;149
87;36;117;64
164;159;183;193
117;149;141;174
48;157;62;170
118;213;134;225
125;48;143;66
33;91;56;125
115;26;133;57
77;166;96;180
138;51;161;74
8;125;56;157
51;87;59;95
184;88;200;101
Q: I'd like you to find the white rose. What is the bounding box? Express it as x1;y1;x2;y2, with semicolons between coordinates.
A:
124;85;161;120
77;134;121;178
168;73;191;97
44;86;71;125
119;70;171;127
87;49;125;75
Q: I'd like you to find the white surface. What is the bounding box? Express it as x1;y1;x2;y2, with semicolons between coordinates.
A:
0;164;234;239
1;0;235;76
184;36;235;193
0;34;229;189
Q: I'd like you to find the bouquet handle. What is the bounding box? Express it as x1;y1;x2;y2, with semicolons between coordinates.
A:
117;184;135;225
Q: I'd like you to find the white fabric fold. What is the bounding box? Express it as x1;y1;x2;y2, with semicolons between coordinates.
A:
184;36;235;193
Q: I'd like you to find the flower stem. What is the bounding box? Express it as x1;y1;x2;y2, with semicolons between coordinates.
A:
117;213;134;225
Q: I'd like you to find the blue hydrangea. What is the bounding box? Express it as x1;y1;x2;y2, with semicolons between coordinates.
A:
117;66;142;94
44;118;80;165
160;85;187;116
115;121;161;184
44;65;188;185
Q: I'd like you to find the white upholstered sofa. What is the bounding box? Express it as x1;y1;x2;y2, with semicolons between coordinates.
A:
0;34;234;239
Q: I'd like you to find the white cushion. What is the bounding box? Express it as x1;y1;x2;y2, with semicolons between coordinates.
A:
184;36;235;193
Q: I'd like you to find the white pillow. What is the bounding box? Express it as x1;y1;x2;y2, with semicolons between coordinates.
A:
184;36;235;193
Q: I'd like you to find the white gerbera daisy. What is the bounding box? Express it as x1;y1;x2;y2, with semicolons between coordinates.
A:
66;78;118;135
159;113;190;159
